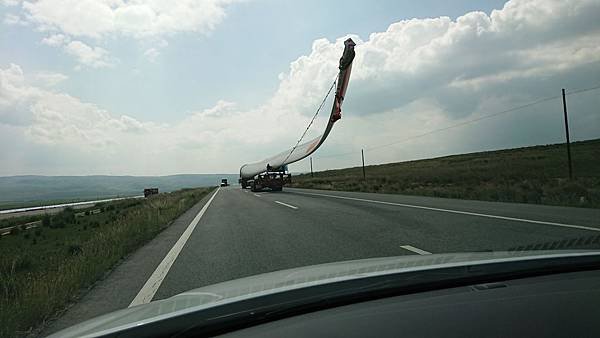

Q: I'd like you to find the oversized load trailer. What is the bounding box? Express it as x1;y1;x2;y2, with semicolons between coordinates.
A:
239;38;356;192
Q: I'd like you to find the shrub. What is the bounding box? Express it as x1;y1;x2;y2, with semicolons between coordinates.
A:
42;215;51;227
67;244;83;256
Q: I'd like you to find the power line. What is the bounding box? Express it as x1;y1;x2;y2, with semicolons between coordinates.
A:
314;83;600;159
566;84;600;95
366;95;560;152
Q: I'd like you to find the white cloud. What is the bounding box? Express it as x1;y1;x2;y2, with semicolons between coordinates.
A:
3;13;28;26
143;48;160;63
10;1;234;68
0;63;148;147
40;35;113;69
64;40;115;69
32;71;68;87
17;0;234;39
1;0;21;6
1;0;600;175
41;33;70;47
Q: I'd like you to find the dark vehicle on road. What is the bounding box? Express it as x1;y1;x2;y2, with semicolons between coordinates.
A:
143;188;159;198
220;178;229;187
249;168;291;192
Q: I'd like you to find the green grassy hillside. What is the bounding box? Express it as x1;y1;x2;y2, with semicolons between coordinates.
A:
290;139;600;208
0;187;214;338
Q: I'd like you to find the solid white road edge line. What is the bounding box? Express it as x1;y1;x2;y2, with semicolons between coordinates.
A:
129;187;220;307
400;245;432;255
275;201;298;209
293;191;600;232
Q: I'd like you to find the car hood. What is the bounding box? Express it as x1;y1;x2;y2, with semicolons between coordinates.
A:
48;250;600;338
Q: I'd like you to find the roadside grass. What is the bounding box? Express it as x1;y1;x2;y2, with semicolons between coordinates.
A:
0;187;214;338
290;139;600;208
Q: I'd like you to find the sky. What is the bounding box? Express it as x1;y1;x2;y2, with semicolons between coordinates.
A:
1;0;599;176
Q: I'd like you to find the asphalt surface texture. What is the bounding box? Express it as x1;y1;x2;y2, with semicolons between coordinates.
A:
43;186;600;335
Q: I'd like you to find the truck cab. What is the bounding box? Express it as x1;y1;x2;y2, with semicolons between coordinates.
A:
220;178;229;187
250;168;291;192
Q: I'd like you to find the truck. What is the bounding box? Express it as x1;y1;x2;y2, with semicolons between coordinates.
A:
220;178;229;187
144;188;159;198
239;38;355;192
241;165;291;192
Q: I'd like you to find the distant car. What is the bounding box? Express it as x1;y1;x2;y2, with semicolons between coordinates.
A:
220;179;229;187
143;188;159;198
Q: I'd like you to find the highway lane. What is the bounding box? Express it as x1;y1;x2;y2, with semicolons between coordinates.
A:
44;186;600;335
155;186;599;297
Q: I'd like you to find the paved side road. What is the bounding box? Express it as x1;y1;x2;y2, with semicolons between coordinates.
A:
44;186;600;335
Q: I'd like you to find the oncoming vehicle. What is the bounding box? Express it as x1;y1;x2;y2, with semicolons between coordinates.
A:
220;178;229;187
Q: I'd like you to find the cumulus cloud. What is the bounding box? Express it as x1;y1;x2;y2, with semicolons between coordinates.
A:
41;33;70;47
0;63;40;126
0;63;149;147
40;35;113;69
1;0;21;6
16;0;234;39
3;13;28;26
31;71;68;87
6;1;235;68
64;41;115;69
1;0;600;175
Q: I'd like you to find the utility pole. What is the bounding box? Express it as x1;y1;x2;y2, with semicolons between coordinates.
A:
361;149;366;181
562;88;573;179
310;157;314;178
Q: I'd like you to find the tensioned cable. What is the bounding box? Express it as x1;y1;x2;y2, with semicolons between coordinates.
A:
280;74;339;165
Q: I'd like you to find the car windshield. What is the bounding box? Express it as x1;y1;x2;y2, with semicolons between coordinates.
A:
1;0;600;337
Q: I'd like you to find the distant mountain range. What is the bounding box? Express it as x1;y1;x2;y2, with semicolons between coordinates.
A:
0;174;239;204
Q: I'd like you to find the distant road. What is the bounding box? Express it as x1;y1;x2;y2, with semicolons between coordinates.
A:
45;186;600;335
0;195;143;220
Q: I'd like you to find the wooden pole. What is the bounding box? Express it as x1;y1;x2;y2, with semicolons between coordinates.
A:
562;88;573;179
361;149;366;181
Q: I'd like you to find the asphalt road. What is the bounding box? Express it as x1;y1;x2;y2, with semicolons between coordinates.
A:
44;186;600;335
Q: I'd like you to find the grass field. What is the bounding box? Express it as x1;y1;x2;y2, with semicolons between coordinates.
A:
0;187;214;338
290;139;600;208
